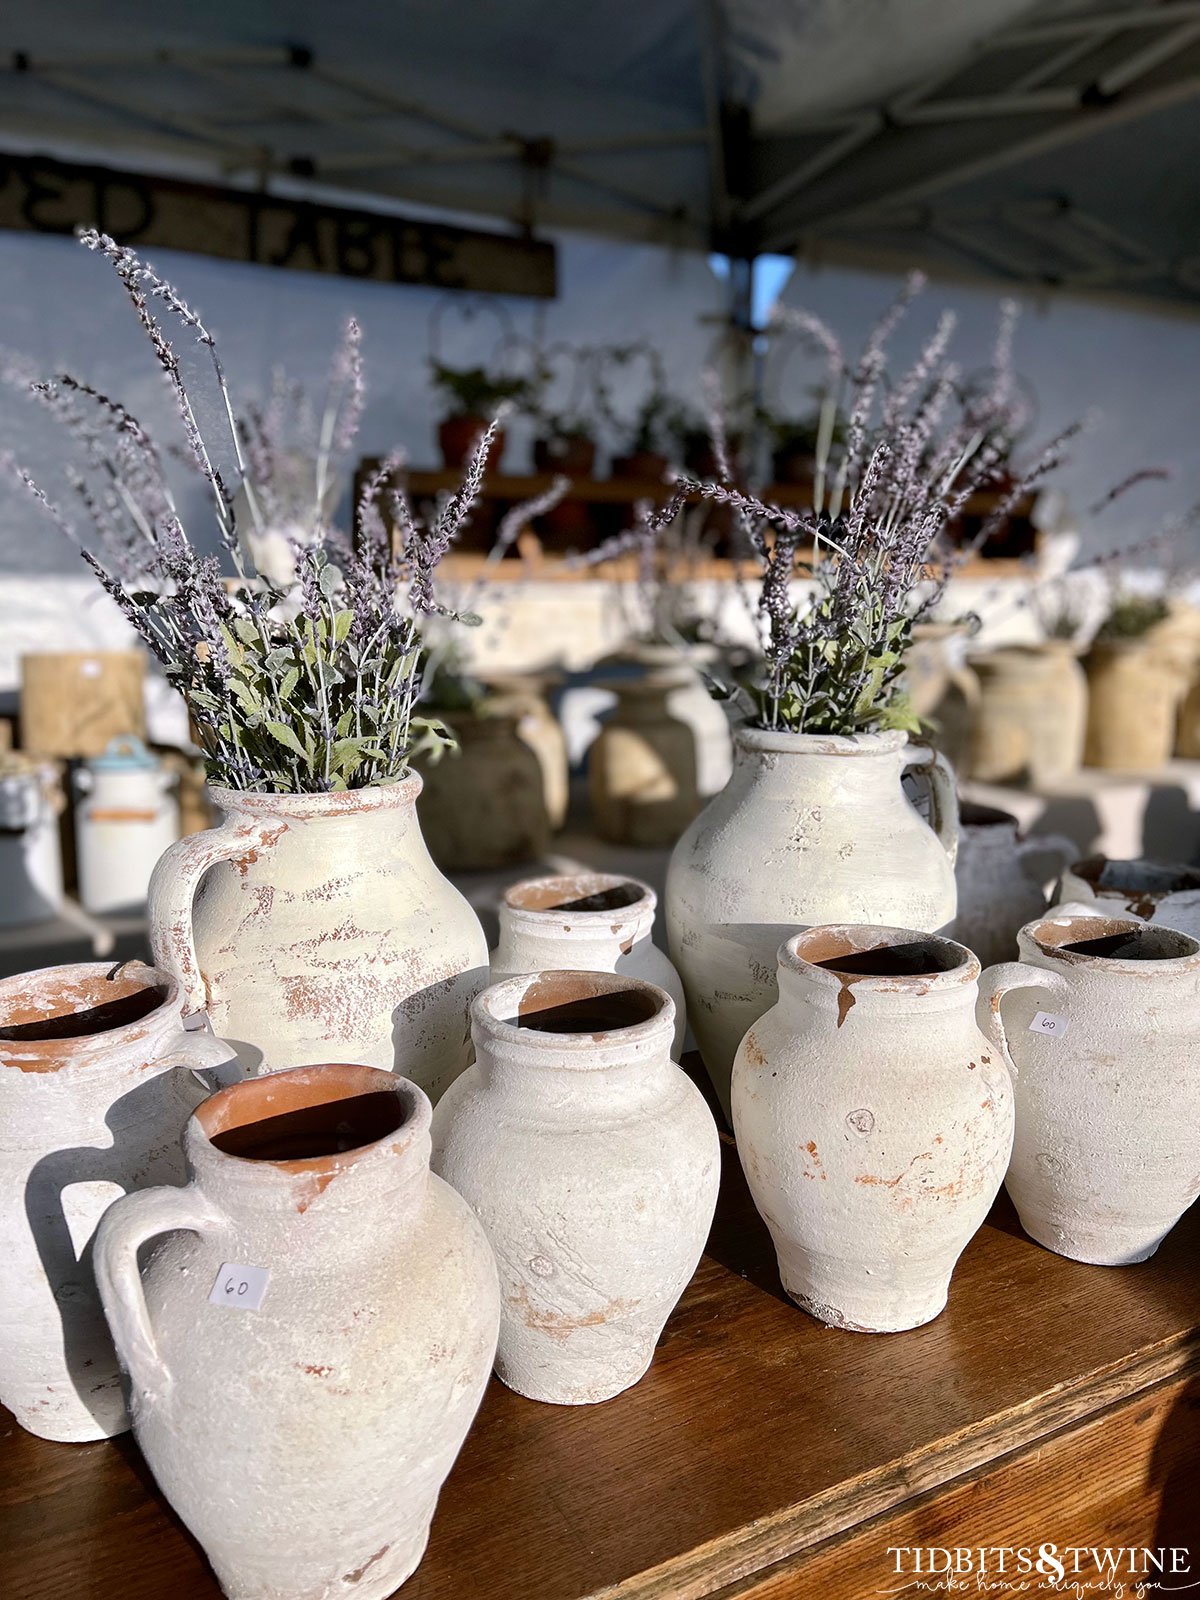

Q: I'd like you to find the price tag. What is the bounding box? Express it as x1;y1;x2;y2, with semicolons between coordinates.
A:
209;1263;270;1311
1029;1011;1069;1038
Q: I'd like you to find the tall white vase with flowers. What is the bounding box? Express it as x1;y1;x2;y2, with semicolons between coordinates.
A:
15;234;492;1095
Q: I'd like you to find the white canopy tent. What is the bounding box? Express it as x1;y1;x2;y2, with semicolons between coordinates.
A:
3;1;1200;312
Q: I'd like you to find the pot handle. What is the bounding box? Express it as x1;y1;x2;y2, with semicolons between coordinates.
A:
903;744;960;866
94;1184;224;1402
976;961;1070;1078
154;1019;243;1092
148;814;287;1019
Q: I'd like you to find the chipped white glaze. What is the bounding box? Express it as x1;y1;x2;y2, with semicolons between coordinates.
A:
733;926;1012;1333
978;911;1200;1265
491;872;686;1055
1056;855;1200;941
666;729;959;1119
431;971;719;1405
148;775;488;1094
955;803;1076;969
94;1064;499;1600
0;960;231;1441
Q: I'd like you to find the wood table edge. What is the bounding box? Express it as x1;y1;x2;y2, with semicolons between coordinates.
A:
588;1330;1200;1600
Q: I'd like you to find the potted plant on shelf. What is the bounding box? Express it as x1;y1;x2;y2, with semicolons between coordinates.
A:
12;230;497;1099
429;359;533;471
594;342;683;481
661;279;1081;1116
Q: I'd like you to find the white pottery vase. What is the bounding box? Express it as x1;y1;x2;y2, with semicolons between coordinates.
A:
0;757;65;928
666;729;959;1119
1056;856;1200;941
74;735;180;914
954;803;1077;969
978;910;1200;1265
732;926;1013;1332
431;970;719;1405
0;960;232;1442
627;643;734;800
148;775;488;1094
490;872;687;1056
94;1063;500;1600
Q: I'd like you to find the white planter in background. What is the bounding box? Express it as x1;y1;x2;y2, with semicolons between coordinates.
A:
979;910;1200;1266
954;803;1076;968
432;970;719;1405
0;761;64;928
0;960;231;1441
148;775;488;1092
666;728;959;1119
94;1064;500;1600
491;872;686;1055
732;926;1013;1332
1056;856;1200;941
75;736;180;914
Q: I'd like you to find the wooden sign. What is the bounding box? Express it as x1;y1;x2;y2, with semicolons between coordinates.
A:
0;152;557;298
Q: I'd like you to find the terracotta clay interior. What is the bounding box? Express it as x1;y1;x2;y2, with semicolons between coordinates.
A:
507;876;645;914
1038;915;1194;962
504;971;660;1034
0;969;166;1042
808;935;963;979
200;1065;404;1163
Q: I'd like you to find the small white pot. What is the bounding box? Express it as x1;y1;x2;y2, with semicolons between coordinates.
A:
491;872;686;1055
955;803;1076;969
733;926;1013;1332
0;960;232;1441
75;737;180;914
94;1064;500;1600
978;910;1200;1266
432;970;719;1405
1056;856;1200;941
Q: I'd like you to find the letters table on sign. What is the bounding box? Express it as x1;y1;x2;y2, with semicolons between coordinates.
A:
1;1058;1197;1600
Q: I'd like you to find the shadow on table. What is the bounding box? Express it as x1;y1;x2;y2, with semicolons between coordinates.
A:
1151;1373;1200;1555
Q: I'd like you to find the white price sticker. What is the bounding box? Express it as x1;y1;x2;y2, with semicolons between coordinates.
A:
209;1262;270;1311
1029;1011;1069;1038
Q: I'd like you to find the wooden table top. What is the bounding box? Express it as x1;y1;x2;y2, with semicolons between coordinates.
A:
3;1095;1198;1600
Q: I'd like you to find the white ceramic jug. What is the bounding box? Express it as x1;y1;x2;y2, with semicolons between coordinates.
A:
94;1063;500;1600
978;910;1200;1265
1056;856;1200;941
0;960;231;1441
954;803;1076;968
432;970;719;1404
732;925;1013;1332
148;775;488;1091
75;735;179;913
490;872;686;1055
667;729;959;1119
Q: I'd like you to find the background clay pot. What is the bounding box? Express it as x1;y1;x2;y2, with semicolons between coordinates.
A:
733;926;1013;1332
610;449;669;481
149;777;487;1094
432;970;719;1405
0;960;231;1441
1057;856;1200;940
491;872;686;1055
94;1064;500;1600
967;642;1087;786
667;729;959;1120
416;709;552;870
478;677;570;832
439;415;505;471
532;434;596;475
955;803;1076;969
978;911;1200;1265
901;623;980;771
1084;637;1190;771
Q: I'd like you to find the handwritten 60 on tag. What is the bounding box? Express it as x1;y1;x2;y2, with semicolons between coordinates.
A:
209;1262;270;1311
1029;1010;1069;1038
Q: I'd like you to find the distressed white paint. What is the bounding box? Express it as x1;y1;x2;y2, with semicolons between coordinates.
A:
431;970;719;1405
94;1064;499;1600
978;910;1200;1265
666;728;959;1119
0;960;231;1441
732;925;1013;1332
491;872;687;1056
148;775;488;1094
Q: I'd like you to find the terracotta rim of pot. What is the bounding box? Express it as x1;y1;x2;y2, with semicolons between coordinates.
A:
1067;855;1200;901
734;727;909;757
503;872;654;922
473;969;673;1063
1023;911;1200;969
206;772;422;816
0;960;175;1066
193;1062;428;1175
782;924;980;992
